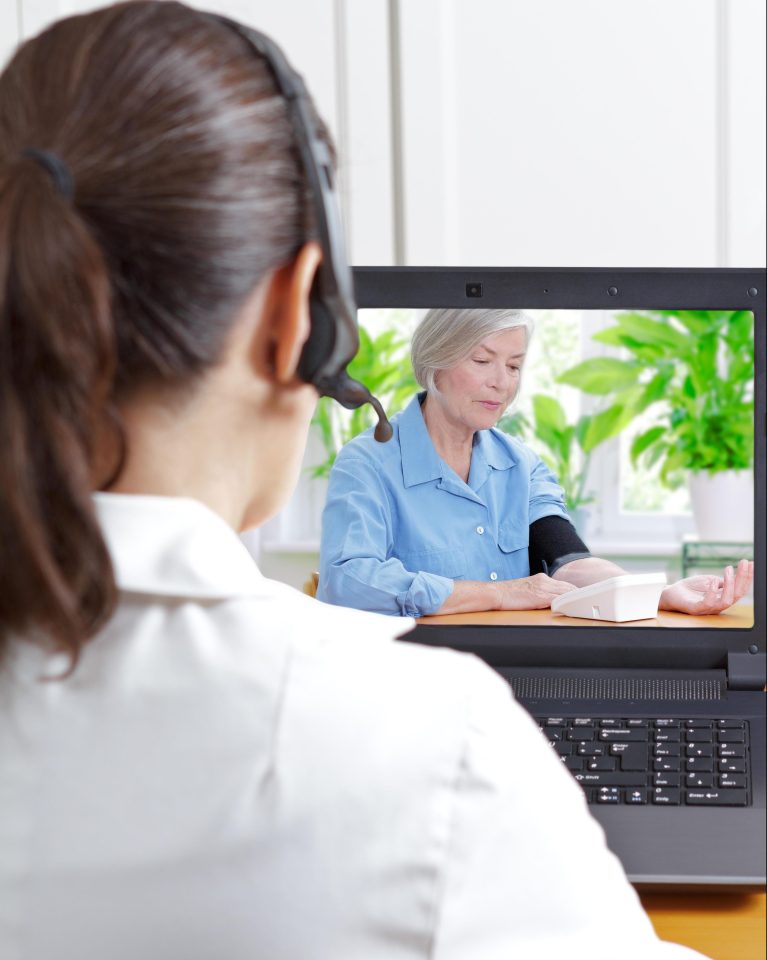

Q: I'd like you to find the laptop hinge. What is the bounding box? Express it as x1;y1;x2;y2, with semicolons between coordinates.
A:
727;651;766;691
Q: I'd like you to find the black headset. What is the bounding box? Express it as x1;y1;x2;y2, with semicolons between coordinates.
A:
211;14;393;443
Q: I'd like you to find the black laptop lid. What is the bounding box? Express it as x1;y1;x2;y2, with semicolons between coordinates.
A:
351;267;765;686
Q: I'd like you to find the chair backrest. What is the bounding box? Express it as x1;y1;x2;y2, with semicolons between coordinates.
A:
302;570;320;598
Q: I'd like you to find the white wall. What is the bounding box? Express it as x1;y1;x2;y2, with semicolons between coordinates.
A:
5;0;764;268
394;0;765;268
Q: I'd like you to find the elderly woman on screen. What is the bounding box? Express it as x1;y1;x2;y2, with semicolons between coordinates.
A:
318;308;753;618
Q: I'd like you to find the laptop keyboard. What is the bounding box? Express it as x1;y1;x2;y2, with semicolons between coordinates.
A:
535;717;750;806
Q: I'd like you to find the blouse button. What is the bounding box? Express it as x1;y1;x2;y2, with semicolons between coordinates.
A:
476;526;485;535
489;571;498;581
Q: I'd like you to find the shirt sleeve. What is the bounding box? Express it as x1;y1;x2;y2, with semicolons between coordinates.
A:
318;454;454;617
432;662;709;960
527;454;571;525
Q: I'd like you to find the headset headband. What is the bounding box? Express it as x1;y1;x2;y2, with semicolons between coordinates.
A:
210;14;392;441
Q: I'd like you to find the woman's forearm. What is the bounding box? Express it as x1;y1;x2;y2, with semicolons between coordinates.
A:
436;580;501;615
435;574;578;614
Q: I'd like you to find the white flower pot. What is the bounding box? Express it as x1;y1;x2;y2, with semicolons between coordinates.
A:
688;470;753;542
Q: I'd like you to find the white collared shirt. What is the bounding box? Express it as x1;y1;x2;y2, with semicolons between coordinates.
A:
0;494;705;960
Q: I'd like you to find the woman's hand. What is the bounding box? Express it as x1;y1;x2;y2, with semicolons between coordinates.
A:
659;559;753;615
496;573;577;610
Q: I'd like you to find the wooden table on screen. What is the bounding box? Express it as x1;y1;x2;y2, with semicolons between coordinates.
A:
417;605;763;959
418;604;754;628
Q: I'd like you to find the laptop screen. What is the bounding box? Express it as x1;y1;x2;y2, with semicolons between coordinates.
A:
346;268;765;669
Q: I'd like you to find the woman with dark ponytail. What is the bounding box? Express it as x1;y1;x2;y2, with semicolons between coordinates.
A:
0;5;709;958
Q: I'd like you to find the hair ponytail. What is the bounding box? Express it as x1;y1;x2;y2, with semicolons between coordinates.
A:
0;1;331;671
0;159;117;668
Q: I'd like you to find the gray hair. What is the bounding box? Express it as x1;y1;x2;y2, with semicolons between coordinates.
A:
411;308;534;393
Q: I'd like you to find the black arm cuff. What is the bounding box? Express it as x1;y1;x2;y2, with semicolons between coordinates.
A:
528;515;591;577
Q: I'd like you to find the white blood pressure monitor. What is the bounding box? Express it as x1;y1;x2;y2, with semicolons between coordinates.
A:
550;573;668;623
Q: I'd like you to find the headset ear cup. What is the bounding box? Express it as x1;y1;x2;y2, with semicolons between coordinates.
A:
297;290;336;385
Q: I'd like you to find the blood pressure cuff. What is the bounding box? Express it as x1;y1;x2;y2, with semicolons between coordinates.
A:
528;514;591;577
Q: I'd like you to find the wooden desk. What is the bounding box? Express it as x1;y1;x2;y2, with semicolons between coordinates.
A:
640;890;765;960
418;605;763;959
419;605;754;628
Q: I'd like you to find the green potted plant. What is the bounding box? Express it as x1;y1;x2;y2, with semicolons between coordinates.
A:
556;310;754;541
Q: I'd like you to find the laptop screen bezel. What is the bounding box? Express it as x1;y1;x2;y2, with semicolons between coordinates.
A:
352;266;766;677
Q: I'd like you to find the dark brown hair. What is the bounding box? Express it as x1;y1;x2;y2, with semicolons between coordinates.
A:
0;1;323;669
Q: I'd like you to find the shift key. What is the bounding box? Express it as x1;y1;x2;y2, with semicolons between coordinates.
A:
572;771;646;787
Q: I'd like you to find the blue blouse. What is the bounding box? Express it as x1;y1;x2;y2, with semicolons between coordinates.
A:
318;393;571;617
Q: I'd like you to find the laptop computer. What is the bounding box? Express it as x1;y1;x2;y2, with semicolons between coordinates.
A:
352;266;766;889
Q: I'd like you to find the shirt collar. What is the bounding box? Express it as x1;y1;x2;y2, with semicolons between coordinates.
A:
398;392;517;489
93;493;263;600
399;393;444;487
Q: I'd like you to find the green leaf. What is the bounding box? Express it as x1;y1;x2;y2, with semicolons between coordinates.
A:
557;358;643;395
580;404;626;452
635;368;673;413
669;311;719;337
612;312;692;357
574;414;592;449
630;426;666;465
532;394;567;434
726;309;753;347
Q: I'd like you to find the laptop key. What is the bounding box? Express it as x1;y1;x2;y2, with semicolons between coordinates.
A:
600;729;648;742
653;788;681;805
684;729;713;742
596;788;621;804
564;756;584;772
686;744;714;758
686;773;714;789
686;789;748;806
653;745;680;757
719;775;747;789
625;788;649;804
567;728;595;741
717;729;746;743
719;759;746;774
588;758;617;771
718;745;746;758
717;720;745;730
653;759;681;773
573;771;646;787
654;773;680;788
576;743;604;756
614;743;648;771
654;731;682;743
686;757;714;772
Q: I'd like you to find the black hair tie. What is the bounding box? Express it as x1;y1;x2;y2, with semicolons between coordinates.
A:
22;148;74;200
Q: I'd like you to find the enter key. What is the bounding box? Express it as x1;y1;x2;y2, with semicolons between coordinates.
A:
611;742;649;772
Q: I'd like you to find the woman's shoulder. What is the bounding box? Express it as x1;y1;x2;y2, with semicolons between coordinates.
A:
275;591;515;734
